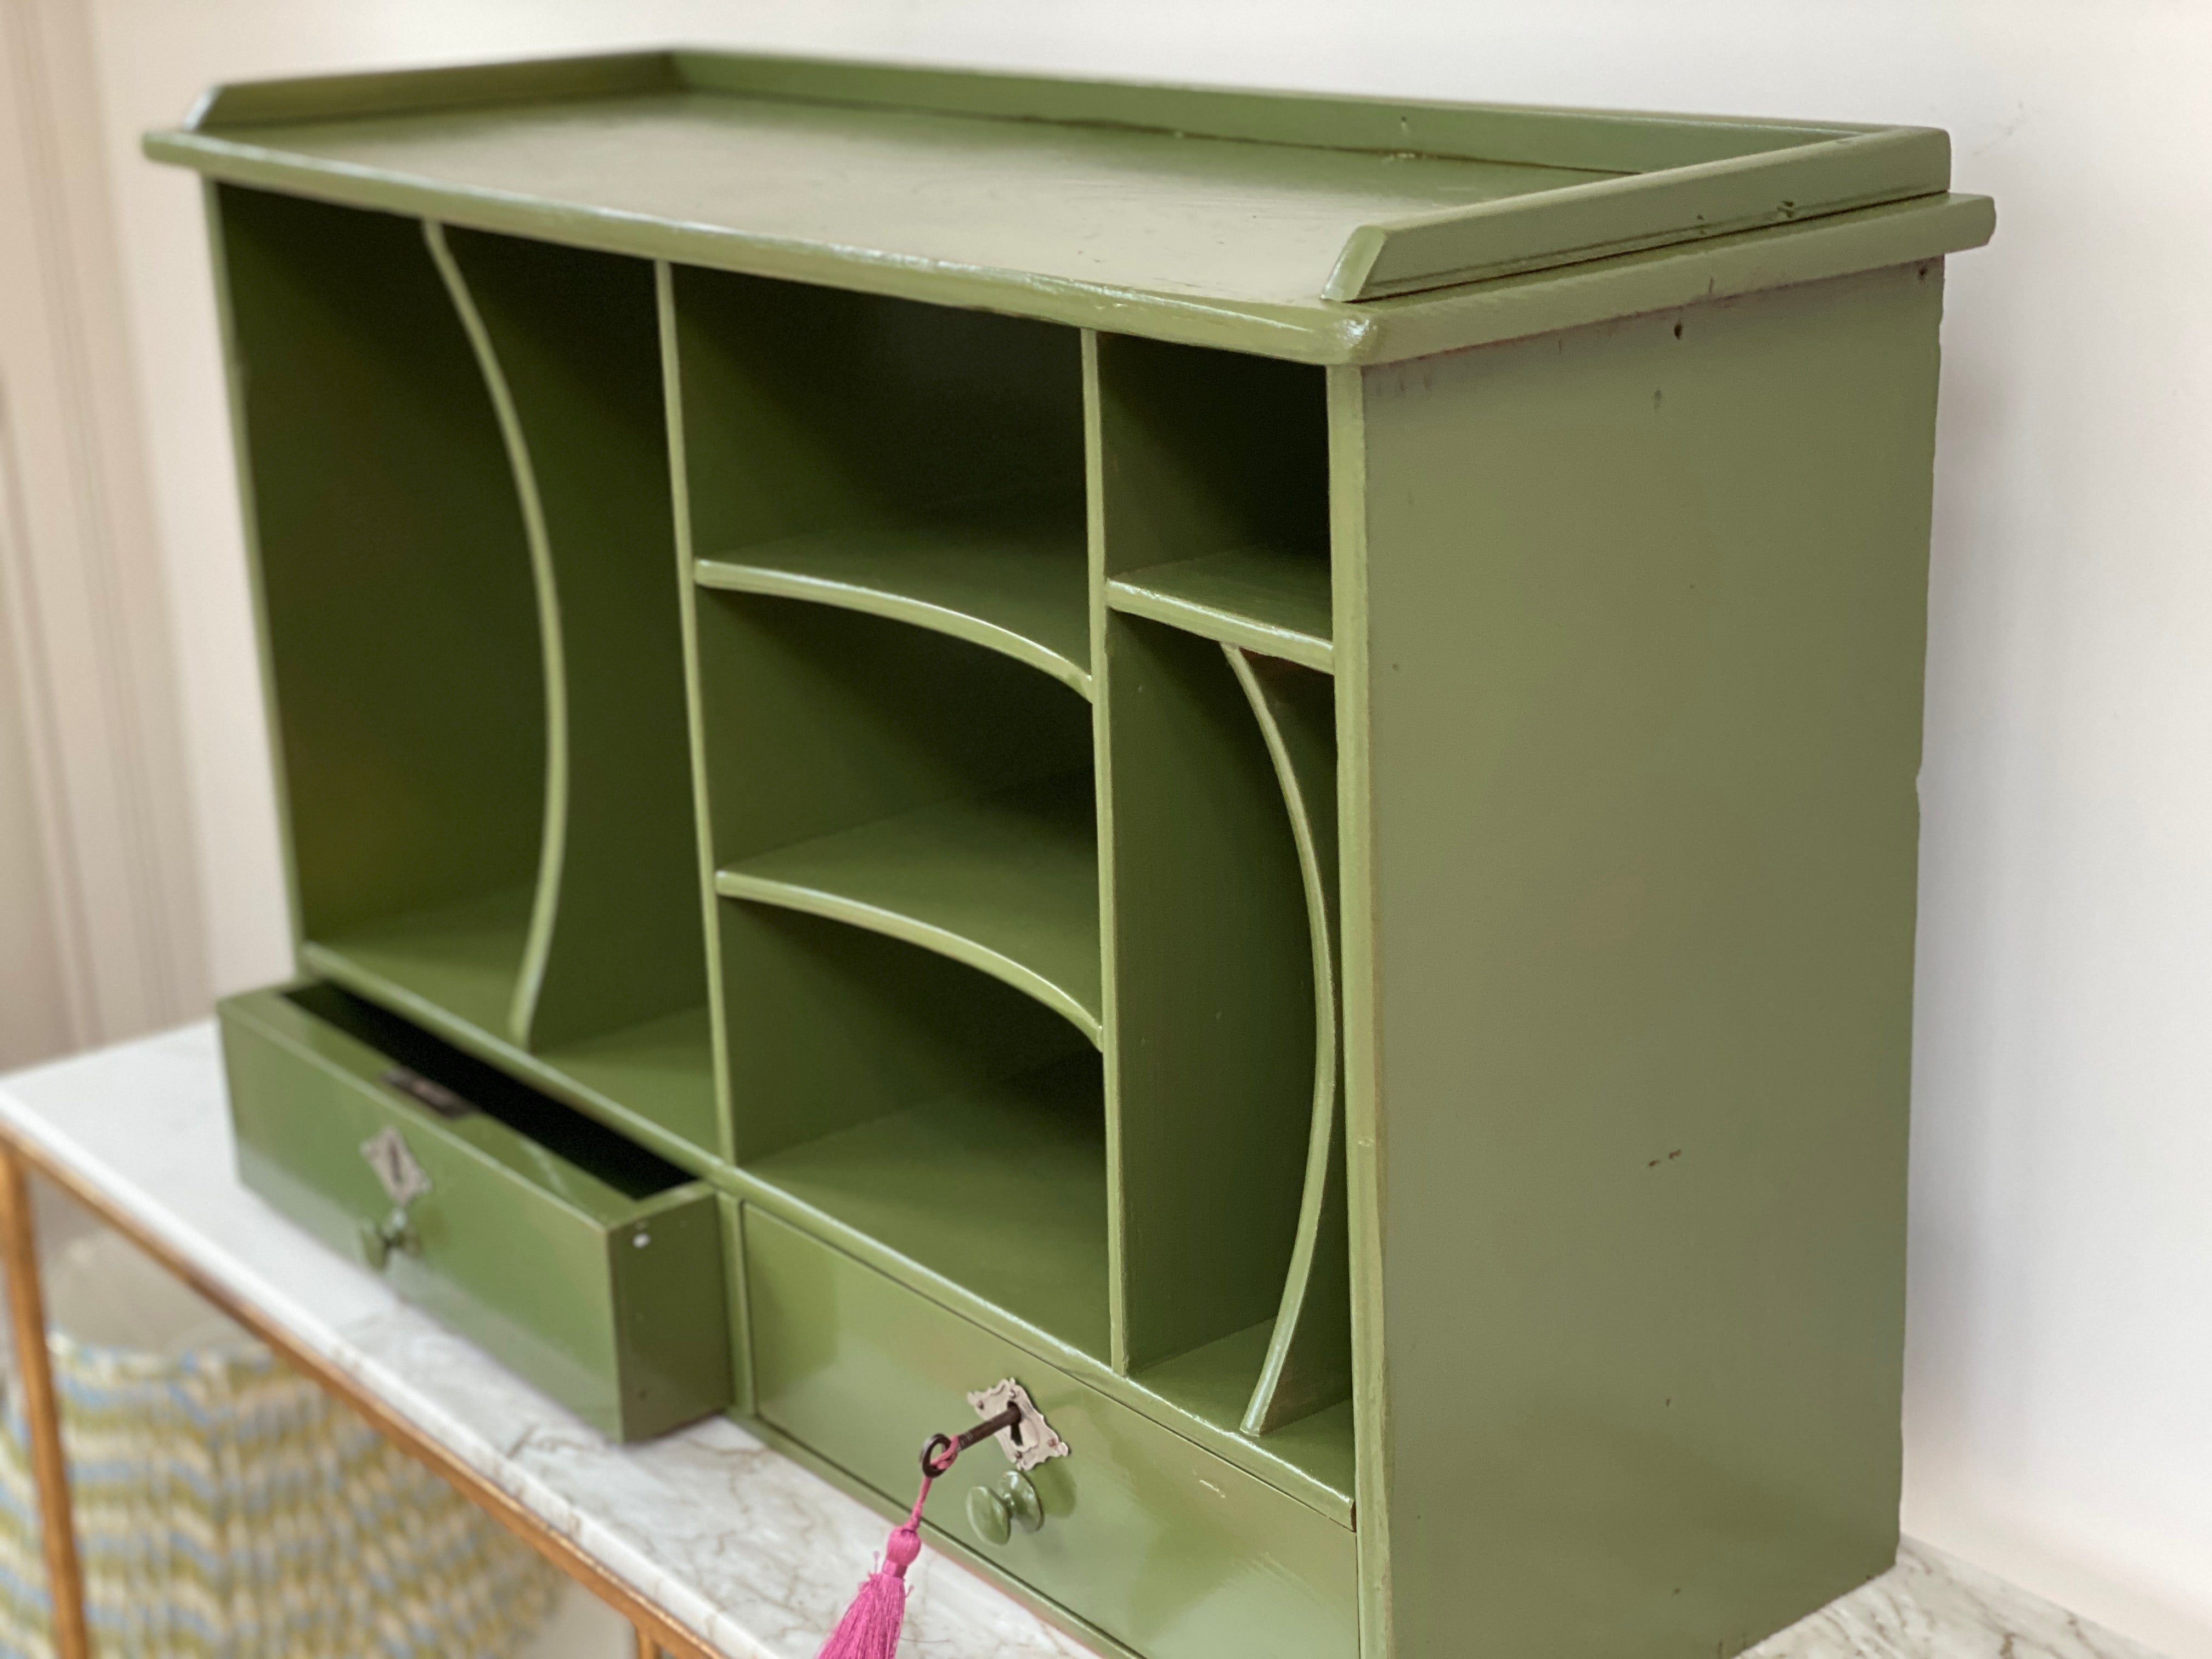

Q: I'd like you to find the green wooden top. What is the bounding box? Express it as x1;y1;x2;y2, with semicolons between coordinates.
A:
148;49;1992;363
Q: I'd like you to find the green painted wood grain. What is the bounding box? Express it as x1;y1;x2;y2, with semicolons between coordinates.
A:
747;1054;1109;1358
1108;548;1333;673
669;265;1084;563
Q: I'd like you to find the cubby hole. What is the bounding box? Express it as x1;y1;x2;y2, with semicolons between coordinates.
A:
727;912;1108;1357
1093;335;1333;672
433;226;715;1154
694;595;1100;1037
1099;618;1352;1492
218;188;714;1160
218;187;544;1040
691;593;1107;1356
672;268;1092;694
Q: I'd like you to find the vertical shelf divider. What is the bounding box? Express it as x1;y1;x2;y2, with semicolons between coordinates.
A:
659;259;739;1167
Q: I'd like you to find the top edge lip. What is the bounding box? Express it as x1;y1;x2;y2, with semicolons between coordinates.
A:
173;43;1904;147
145;50;1980;354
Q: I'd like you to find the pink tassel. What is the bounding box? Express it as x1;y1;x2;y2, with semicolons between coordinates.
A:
816;1404;1024;1657
816;1477;931;1659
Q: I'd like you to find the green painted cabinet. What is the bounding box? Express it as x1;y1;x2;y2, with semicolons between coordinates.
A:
156;50;1990;1659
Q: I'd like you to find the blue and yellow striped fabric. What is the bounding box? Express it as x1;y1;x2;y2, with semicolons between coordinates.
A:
0;1330;561;1657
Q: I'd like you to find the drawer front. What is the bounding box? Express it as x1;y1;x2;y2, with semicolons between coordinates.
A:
220;985;729;1441
745;1206;1357;1659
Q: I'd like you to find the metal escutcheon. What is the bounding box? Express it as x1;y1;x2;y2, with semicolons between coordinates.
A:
965;1470;1043;1547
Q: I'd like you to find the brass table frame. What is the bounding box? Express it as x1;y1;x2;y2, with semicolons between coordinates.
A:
0;1127;710;1659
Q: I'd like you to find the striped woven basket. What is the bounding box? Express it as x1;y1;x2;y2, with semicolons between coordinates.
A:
0;1311;562;1657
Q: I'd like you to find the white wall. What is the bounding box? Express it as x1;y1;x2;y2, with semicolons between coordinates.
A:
78;2;2212;1653
0;0;207;1066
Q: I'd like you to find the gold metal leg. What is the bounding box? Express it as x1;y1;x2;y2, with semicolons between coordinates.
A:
0;1144;89;1659
633;1622;659;1658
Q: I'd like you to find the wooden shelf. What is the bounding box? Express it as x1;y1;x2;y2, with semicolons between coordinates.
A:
545;1005;720;1164
696;489;1090;695
1108;546;1333;672
749;1054;1108;1358
715;773;1101;1042
1133;1320;1356;1511
307;886;535;1041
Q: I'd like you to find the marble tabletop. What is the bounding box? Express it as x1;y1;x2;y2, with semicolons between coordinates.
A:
0;1023;2166;1659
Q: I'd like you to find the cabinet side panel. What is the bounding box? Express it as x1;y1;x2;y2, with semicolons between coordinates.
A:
1351;263;1943;1659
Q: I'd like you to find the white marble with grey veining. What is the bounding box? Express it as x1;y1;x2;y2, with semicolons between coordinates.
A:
0;1024;2169;1659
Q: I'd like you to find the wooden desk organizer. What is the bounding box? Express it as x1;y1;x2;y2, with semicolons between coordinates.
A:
155;50;1991;1659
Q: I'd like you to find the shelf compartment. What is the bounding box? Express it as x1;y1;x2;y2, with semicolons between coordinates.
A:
1096;614;1316;1375
430;224;708;1074
541;1005;720;1164
1108;546;1331;672
696;486;1090;695
306;887;535;1043
670;266;1087;689
213;185;544;1032
748;1052;1108;1356
1226;649;1352;1435
1135;1321;1356;1505
717;906;1109;1358
216;188;716;1158
691;590;1098;1176
1089;331;1331;669
715;772;1100;1043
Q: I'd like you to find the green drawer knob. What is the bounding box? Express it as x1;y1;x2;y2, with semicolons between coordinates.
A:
358;1209;420;1270
965;1470;1043;1547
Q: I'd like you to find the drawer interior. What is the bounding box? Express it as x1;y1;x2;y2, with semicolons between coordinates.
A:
285;983;692;1210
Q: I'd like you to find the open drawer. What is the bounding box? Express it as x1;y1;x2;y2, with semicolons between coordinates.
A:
218;983;731;1441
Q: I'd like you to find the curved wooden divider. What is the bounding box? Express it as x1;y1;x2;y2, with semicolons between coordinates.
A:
1227;647;1354;1435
